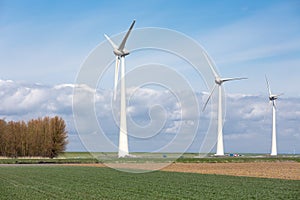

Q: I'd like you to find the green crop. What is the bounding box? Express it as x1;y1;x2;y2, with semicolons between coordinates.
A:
0;166;299;199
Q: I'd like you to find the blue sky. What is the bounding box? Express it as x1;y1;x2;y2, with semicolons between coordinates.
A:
0;0;300;154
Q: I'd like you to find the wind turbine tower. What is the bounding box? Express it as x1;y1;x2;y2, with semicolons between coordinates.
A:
265;75;282;156
104;20;135;158
202;51;247;156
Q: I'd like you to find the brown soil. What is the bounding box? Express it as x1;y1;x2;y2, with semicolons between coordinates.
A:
163;162;300;180
63;162;300;180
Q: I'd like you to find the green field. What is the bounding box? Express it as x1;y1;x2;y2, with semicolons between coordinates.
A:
0;165;299;199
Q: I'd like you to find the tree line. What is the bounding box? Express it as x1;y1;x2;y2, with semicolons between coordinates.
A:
0;116;68;158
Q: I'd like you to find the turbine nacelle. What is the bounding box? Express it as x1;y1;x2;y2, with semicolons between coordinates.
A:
113;49;130;57
269;95;278;101
215;77;222;85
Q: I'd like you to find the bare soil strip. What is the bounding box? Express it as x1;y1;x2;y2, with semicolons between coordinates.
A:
62;162;300;180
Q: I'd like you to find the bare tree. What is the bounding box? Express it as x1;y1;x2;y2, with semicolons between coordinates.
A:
0;116;68;158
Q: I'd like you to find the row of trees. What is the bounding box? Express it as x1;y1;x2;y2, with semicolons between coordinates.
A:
0;116;68;158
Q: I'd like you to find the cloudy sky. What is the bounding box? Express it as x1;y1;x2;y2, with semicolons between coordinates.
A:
0;0;299;154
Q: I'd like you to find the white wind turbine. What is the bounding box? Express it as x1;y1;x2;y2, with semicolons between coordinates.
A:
202;51;247;156
104;20;135;158
265;75;282;156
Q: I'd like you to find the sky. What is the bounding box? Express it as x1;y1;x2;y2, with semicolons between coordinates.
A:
0;0;300;154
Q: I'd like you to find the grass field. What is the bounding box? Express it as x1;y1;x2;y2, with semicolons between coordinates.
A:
0;165;299;200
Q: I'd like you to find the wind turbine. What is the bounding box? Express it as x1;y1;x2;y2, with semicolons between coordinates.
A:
202;51;247;156
104;20;135;158
265;75;282;156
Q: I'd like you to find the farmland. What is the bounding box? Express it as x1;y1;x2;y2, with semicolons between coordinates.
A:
1;153;299;199
0;165;299;200
0;152;299;164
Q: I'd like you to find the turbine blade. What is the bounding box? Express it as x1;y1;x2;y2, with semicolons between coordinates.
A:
113;56;120;100
202;51;218;78
118;20;135;51
221;77;247;82
272;93;283;99
202;84;217;112
276;93;284;97
265;75;272;96
104;34;118;49
273;100;277;109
